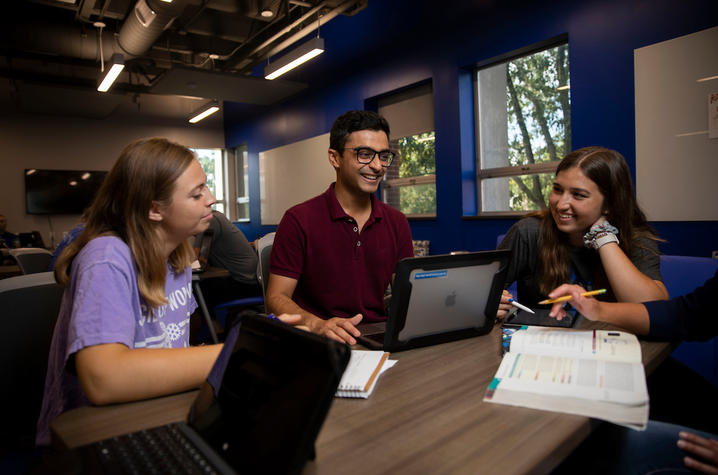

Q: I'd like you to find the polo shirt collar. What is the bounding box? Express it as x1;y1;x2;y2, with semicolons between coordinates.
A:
324;182;384;223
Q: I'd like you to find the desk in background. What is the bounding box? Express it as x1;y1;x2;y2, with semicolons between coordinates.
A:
51;322;671;474
0;265;22;279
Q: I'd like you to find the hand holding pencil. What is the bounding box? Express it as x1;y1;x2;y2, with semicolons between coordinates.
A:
545;285;606;322
539;288;606;305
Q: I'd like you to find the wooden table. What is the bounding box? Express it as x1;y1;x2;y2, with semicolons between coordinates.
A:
51;322;671;474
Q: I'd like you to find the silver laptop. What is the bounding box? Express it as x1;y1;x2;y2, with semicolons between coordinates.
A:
359;250;510;352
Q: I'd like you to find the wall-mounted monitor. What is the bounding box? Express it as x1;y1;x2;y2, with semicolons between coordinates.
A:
25;168;108;215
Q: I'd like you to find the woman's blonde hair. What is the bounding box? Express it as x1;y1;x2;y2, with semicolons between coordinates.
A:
534;146;660;295
55;138;196;307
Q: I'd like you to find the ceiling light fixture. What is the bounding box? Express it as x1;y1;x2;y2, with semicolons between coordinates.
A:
259;0;274;17
189;100;220;124
97;53;125;92
264;36;325;80
697;74;718;82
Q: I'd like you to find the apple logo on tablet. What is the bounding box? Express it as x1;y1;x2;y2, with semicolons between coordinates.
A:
445;291;456;307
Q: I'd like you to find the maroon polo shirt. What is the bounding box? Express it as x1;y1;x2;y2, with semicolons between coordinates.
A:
270;183;414;323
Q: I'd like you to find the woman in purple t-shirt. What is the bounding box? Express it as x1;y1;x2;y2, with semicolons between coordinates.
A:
37;138;298;445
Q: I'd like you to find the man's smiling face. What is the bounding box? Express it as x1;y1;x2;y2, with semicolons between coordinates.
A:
330;129;389;195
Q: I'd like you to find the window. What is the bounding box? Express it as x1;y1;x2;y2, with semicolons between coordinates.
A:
474;38;570;215
378;83;436;218
193;148;226;215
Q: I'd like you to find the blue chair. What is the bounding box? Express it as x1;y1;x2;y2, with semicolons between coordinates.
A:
660;255;718;388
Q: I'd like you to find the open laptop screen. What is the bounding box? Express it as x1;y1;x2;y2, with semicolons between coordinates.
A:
188;313;350;475
379;250;511;352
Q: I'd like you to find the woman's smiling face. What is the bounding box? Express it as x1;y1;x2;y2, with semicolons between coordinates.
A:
549;166;605;245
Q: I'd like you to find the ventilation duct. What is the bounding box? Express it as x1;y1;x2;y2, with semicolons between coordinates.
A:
118;0;190;58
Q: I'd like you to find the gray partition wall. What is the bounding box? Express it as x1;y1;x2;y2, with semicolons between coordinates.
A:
635;26;718;221
259;133;335;225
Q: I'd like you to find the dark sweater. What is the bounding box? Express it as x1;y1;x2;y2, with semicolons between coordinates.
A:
645;270;718;342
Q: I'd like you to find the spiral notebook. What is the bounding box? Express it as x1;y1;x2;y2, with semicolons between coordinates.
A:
336;350;394;398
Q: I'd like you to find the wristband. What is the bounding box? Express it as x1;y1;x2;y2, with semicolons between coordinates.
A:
593;233;619;249
583;221;619;249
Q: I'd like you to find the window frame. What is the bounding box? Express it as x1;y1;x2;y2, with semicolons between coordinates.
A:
472;34;569;217
227;145;250;222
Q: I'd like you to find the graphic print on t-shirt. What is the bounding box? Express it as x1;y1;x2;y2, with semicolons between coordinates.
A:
136;281;193;349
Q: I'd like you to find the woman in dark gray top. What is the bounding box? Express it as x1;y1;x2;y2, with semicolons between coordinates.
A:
497;147;668;317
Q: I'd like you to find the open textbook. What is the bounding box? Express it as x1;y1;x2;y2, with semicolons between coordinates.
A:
484;326;649;430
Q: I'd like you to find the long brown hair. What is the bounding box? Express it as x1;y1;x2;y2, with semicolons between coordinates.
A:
535;146;660;295
55;138;196;307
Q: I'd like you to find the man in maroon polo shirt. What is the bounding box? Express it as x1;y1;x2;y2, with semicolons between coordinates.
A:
267;110;414;344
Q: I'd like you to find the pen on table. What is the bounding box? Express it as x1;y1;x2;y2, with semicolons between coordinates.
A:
538;288;607;305
507;298;535;314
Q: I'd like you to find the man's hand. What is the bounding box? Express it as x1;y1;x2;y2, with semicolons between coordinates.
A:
307;314;363;345
275;313;309;331
497;290;514;319
678;431;718;474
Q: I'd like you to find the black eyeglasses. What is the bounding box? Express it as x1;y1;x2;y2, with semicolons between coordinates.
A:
342;147;395;167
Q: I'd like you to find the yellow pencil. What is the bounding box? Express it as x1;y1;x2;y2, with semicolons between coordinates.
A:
538;288;607;305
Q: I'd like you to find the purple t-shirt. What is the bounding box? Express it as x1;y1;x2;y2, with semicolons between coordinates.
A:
36;236;197;445
270;183;414;323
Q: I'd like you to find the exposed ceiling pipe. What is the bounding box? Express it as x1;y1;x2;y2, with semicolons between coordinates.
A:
8;21;120;63
234;0;360;72
117;0;190;58
264;0;356;57
10;0;190;64
222;0;328;69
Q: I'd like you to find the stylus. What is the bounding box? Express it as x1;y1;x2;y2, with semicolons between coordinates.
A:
508;298;535;314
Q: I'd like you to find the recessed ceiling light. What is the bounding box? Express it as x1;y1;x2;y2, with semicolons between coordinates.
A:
261;8;274;18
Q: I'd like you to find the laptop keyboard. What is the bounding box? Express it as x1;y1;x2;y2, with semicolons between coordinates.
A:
91;423;219;475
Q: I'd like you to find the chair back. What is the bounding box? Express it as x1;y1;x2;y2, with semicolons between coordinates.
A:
0;272;64;452
9;247;53;274
660;255;718;388
660;255;718;298
256;232;276;298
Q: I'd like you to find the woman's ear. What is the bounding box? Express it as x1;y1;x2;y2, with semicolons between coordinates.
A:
148;202;163;222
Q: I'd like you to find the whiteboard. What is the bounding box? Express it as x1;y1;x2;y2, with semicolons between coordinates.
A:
635;26;718;221
259;133;336;225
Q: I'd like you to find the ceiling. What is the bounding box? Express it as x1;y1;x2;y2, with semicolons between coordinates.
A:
0;0;368;121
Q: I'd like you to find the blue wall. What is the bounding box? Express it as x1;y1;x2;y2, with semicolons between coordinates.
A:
225;0;718;257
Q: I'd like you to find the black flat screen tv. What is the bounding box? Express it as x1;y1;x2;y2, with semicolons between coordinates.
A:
25;169;108;215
